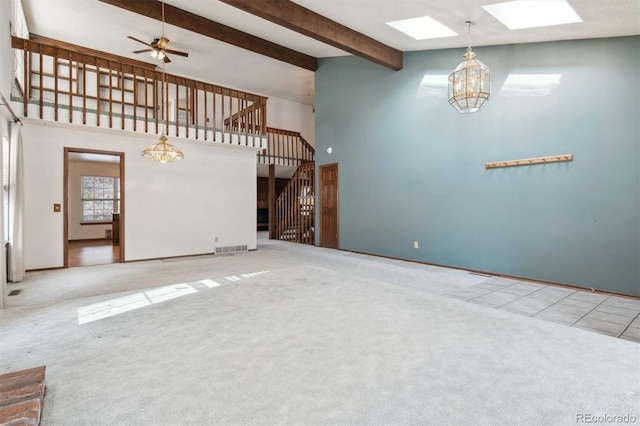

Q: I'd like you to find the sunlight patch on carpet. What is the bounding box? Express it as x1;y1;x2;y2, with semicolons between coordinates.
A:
200;279;221;288
77;284;196;324
77;270;271;324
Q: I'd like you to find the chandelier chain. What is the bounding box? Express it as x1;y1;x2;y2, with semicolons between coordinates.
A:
466;21;474;55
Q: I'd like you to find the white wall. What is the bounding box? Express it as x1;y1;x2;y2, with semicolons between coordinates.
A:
267;97;315;147
68;160;120;240
0;0;12;98
22;119;258;270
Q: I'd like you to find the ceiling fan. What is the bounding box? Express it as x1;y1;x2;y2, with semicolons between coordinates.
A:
128;35;189;63
127;0;188;63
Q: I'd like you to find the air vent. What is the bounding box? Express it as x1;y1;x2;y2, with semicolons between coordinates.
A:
8;289;22;296
215;245;248;255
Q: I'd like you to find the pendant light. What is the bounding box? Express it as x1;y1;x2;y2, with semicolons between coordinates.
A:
141;0;184;163
448;21;491;114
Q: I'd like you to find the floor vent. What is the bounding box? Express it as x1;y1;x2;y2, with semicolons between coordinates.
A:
8;289;22;296
215;245;248;255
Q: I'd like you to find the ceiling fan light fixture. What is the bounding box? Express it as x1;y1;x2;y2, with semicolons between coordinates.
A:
151;49;166;60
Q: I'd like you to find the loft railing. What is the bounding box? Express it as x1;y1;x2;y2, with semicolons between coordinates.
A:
259;127;315;166
11;36;267;146
276;162;315;245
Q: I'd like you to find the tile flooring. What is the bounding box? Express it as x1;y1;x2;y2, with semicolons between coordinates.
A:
446;277;640;342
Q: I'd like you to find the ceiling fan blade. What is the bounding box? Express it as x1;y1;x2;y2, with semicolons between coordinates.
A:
127;36;152;48
132;49;153;54
163;55;171;64
165;49;189;57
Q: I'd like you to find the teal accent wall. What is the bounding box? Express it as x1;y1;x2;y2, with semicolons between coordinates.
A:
315;36;640;296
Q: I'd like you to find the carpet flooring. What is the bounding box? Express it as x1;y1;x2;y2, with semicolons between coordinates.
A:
1;233;638;425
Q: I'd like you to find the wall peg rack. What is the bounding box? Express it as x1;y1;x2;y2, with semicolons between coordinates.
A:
485;154;573;169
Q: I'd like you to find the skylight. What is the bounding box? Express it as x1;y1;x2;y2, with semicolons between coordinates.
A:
387;16;457;40
482;1;582;30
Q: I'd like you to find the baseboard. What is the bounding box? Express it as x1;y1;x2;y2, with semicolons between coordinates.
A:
338;248;640;300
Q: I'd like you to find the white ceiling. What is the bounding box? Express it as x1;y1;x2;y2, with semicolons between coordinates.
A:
20;0;640;106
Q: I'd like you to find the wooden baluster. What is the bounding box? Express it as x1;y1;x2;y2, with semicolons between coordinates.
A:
133;71;138;132
54;56;59;121
156;71;161;134
68;55;73;123
283;131;287;165
261;102;265;136
184;80;189;138
221;91;226;143
237;93;241;145
22;43;28;117
37;47;44;119
120;67;125;130
185;82;190;137
96;64;100;127
203;86;208;141
175;78;179;137
251;96;256;146
213;89;217;142
82;63;86;125
108;64;114;129
194;85;199;140
280;130;285;165
143;72;149;133
228;91;233;143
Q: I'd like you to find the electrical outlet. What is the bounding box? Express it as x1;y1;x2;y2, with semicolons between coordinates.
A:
413;241;419;249
215;236;219;243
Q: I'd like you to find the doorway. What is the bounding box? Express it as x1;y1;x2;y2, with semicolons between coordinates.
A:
319;163;339;249
64;148;125;267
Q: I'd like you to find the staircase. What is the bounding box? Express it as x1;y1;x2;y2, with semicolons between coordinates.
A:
276;162;315;245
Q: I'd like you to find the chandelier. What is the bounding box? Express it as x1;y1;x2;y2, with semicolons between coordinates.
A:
448;21;491;114
141;0;184;163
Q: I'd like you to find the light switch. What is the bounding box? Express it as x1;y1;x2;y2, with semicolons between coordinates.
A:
53;204;61;212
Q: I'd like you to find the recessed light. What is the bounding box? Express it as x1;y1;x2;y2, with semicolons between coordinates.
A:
483;1;582;30
387;16;457;40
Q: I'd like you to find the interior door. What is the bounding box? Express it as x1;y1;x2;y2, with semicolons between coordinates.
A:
319;163;339;249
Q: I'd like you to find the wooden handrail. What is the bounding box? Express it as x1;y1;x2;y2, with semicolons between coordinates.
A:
259;127;315;166
12;35;268;144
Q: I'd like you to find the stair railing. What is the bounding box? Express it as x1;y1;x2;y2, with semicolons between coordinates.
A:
12;35;267;146
276;162;315;245
259;127;315;166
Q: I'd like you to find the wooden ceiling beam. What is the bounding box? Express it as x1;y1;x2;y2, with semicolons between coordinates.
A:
98;0;317;71
219;0;403;71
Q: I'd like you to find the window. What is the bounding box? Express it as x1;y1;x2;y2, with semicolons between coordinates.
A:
81;176;120;223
